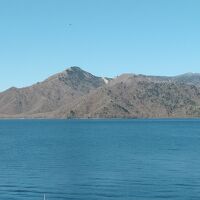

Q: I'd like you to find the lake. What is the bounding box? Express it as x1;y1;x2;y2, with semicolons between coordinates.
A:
0;119;200;199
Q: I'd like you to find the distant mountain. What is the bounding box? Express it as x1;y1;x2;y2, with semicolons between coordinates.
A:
172;73;200;86
1;67;200;118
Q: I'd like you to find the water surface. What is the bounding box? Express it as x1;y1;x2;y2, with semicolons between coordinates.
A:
0;119;200;199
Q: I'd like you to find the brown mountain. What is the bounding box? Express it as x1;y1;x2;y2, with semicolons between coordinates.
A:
1;67;200;118
64;74;200;118
0;67;108;118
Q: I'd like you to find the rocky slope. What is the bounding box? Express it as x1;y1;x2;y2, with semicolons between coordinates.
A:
0;67;108;118
65;74;200;118
0;67;200;118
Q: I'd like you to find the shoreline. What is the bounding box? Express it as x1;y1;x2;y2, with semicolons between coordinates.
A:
0;117;200;120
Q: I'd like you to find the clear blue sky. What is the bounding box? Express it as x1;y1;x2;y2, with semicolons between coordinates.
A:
1;0;200;91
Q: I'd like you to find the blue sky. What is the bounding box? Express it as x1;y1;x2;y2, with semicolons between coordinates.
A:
1;0;200;91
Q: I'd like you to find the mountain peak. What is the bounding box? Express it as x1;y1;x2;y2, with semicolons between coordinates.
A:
64;66;91;77
66;66;82;72
46;66;86;82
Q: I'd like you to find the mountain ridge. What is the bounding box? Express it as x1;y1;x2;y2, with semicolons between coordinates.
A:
1;67;200;118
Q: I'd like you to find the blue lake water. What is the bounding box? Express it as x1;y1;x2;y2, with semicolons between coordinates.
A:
0;119;200;199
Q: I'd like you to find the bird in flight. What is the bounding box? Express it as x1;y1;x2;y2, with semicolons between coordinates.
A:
66;24;72;31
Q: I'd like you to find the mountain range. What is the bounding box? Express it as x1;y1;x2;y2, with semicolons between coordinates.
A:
1;66;200;118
